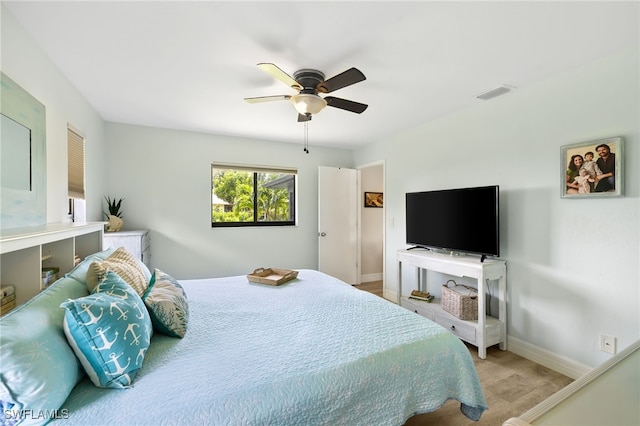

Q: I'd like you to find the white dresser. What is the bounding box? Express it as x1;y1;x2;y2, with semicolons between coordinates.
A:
103;229;151;268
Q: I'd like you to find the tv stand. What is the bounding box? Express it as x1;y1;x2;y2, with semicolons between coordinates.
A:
397;249;507;359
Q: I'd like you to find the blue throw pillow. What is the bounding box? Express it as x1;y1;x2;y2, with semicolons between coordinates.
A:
142;269;189;338
0;277;88;426
60;271;152;389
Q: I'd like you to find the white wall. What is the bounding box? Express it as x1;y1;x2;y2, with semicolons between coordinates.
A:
1;5;106;223
354;48;639;369
104;123;353;279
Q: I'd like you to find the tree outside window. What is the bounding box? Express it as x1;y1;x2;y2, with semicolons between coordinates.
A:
211;165;296;227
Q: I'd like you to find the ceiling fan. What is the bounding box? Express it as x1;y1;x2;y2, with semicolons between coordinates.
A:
244;63;368;122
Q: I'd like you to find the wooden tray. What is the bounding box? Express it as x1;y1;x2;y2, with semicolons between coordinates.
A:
246;267;298;286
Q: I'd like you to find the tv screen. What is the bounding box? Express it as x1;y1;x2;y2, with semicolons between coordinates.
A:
405;185;500;257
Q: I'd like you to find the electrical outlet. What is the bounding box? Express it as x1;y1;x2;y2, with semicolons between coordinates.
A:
599;334;616;355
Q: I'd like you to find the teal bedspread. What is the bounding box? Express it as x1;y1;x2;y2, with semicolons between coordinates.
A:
55;269;486;425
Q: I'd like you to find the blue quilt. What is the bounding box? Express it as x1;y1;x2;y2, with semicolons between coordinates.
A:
54;269;486;425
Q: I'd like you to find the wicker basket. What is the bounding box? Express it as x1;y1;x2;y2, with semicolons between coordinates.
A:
441;279;478;320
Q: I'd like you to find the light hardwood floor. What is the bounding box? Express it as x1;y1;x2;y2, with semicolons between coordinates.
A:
355;281;573;426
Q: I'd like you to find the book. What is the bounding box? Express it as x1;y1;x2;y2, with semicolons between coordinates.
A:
410;290;429;298
42;267;60;277
41;267;60;289
1;285;15;298
1;299;16;315
409;294;435;302
41;274;58;289
1;293;16;306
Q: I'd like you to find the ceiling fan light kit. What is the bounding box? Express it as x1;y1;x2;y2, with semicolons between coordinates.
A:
290;93;327;115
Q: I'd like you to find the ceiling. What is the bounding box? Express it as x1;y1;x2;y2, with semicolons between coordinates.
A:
4;1;639;150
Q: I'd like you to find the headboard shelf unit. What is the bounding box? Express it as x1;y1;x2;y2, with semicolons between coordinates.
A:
1;222;104;307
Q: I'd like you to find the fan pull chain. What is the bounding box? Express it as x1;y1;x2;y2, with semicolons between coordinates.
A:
303;120;310;154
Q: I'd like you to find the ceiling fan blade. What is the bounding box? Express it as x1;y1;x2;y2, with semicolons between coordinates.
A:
318;68;366;93
297;113;311;122
325;96;368;114
257;63;301;90
244;95;291;103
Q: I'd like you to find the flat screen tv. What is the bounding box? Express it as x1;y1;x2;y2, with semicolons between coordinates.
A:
405;185;500;259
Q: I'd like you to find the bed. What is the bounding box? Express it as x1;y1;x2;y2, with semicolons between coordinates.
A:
1;249;487;426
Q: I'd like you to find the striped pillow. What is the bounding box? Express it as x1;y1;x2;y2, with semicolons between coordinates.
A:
86;247;149;296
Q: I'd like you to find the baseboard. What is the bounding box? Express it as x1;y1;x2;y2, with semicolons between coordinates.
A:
507;336;591;379
361;272;383;283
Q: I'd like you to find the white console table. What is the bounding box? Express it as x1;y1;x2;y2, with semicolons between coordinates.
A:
397;249;507;359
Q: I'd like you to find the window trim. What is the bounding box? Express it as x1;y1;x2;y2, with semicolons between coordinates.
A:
211;163;297;228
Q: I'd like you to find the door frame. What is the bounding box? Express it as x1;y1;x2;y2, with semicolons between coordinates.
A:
356;159;385;295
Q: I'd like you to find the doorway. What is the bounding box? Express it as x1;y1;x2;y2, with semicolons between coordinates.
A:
358;161;384;293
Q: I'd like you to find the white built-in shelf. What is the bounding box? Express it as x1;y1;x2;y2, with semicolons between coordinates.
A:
1;222;105;307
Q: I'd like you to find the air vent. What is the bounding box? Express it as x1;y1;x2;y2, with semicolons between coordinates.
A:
476;85;513;101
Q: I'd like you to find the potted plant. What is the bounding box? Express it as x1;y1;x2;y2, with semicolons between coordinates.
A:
104;196;124;232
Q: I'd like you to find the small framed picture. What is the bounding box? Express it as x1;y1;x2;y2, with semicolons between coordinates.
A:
561;136;623;198
364;192;383;208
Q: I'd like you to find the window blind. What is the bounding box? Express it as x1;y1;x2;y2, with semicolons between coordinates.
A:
67;127;85;199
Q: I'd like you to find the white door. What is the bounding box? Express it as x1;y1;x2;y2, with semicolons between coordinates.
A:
318;166;358;284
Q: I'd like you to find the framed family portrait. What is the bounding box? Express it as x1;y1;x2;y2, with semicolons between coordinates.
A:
364;192;383;207
561;136;623;198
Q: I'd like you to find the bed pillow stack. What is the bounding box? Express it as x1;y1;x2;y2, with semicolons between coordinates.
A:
59;247;189;389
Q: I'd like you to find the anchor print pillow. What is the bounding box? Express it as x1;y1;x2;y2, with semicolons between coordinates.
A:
61;271;152;389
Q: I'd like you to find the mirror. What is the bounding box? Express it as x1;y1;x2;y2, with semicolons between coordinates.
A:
1;113;32;191
0;72;46;230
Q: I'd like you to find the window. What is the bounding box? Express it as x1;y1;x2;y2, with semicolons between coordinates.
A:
211;164;297;227
67;126;86;222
